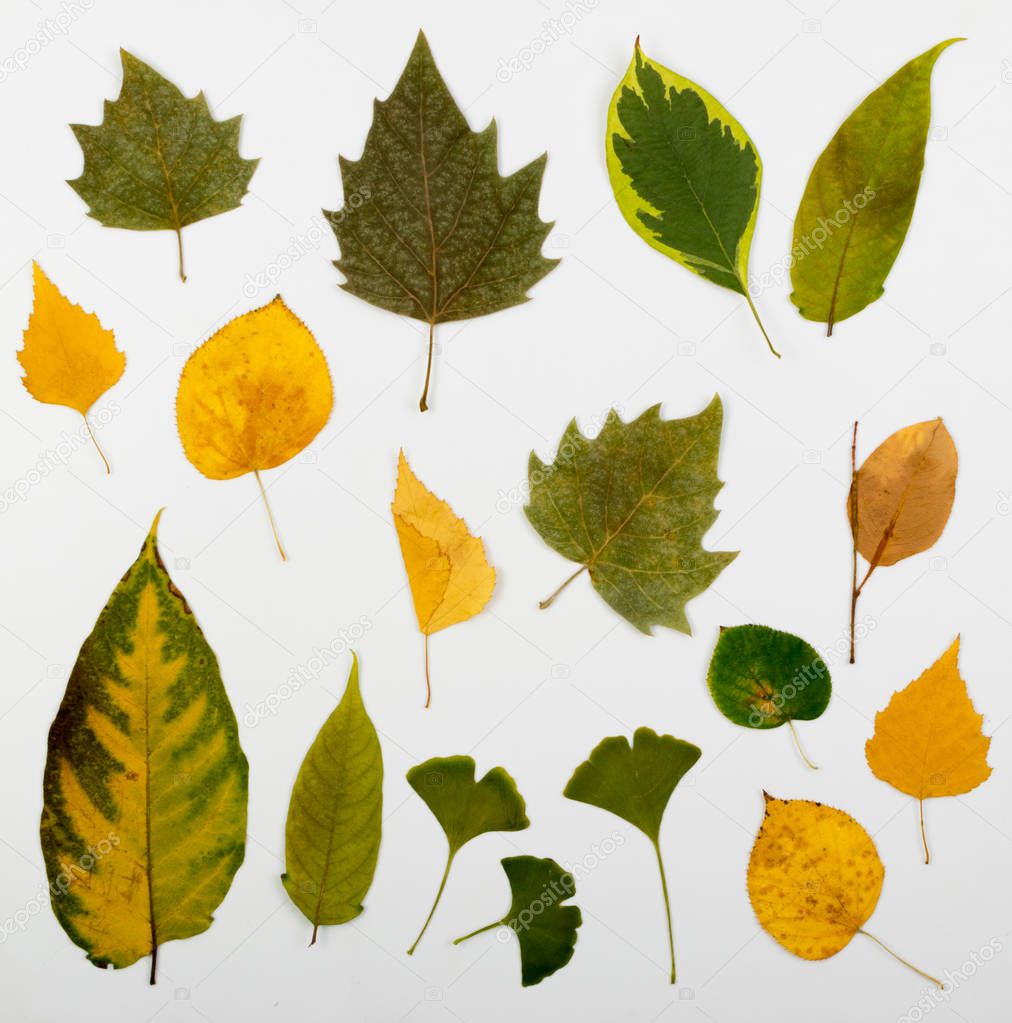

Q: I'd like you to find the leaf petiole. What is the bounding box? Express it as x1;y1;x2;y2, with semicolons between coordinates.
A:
82;412;111;474
453;920;502;945
175;226;186;283
786;719;819;771
407;850;455;954
254;469;287;561
919;799;930;865
419;322;435;412
858;929;942;988
742;287;780;358
652;838;676;984
539;564;587;609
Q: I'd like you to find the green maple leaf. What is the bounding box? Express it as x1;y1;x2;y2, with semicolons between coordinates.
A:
525;396;737;634
68;49;259;281
564;727;701;984
454;856;581;987
325;31;558;411
405;755;529;954
607;40;776;356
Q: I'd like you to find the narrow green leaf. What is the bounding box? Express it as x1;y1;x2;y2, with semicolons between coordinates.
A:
281;653;383;943
789;39;962;334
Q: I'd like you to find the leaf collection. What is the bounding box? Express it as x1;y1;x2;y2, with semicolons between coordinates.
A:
7;20;1000;1007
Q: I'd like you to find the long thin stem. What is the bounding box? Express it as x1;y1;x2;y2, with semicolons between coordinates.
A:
859;929;942;988
254;470;287;561
82;413;111;474
919;799;930;865
453;920;501;945
786;719;819;770
539;564;587;609
407;851;454;955
743;289;780;358
849;421;859;663
652;839;676;984
423;633;431;709
419;322;435;412
175;227;186;283
149;944;158;985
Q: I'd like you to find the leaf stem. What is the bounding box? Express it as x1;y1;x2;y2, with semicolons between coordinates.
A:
254;469;287;561
82;413;111;474
419;321;435;412
849;420;859;663
786;719;819;770
149;943;158;985
453;920;502;945
175;227;186;283
539;565;587;609
743;289;780;358
423;633;431;709
858;929;942;988
919;799;930;865
407;851;454;955
652;838;676;984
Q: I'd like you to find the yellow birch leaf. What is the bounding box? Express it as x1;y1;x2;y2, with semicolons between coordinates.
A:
866;636;991;864
175;295;333;560
18;262;125;473
391;450;495;707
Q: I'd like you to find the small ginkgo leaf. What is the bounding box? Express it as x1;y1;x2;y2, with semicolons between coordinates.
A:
453;856;581;986
327;31;558;411
175;296;333;560
866;636;991;864
607;39;776;356
405;755;529;954
748;795;941;987
707;625;830;770
525;397;736;634
41;511;248;984
847;418;957;660
69;49;259;281
281;652;383;943
19;262;124;473
564;727;700;983
790;40;962;334
392;451;495;707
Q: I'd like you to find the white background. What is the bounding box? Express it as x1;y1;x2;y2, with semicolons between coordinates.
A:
1;0;1010;1020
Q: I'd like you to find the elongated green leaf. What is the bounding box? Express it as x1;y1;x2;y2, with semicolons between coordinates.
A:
454;856;581;986
326;31;558;410
281;653;382;943
606;40;776;356
564;727;700;983
405;755;529;953
789;40;961;333
525;397;736;634
40;511;247;983
69;49;259;281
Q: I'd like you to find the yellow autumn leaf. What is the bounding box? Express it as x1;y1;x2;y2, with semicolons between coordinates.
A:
392;450;495;707
866;636;991;864
748;794;940;986
18;261;125;472
175;295;333;560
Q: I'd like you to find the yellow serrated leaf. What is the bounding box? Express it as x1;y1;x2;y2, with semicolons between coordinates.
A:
392;450;495;707
18;262;125;472
866;636;991;863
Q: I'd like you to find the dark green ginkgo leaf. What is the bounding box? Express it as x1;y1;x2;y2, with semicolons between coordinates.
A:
564;728;700;983
707;625;830;770
405;755;529;953
454;856;581;986
69;50;258;281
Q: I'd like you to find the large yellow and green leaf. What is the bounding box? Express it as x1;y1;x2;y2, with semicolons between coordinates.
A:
40;512;248;981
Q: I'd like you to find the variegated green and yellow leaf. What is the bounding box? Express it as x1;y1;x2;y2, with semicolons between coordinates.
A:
40;511;248;982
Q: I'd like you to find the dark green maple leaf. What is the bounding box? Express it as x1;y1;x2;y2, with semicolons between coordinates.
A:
525;396;736;634
454;856;581;987
325;31;558;411
69;50;259;281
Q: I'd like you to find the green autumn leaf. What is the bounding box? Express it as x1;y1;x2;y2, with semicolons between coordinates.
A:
606;40;776;356
707;625;830;769
525;397;736;634
564;727;700;983
281;652;382;943
405;755;529;953
40;511;247;984
789;39;962;334
326;31;558;411
69;49;259;282
454;855;582;986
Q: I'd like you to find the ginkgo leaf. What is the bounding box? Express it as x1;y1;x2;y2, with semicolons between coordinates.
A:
607;39;776;356
326;31;558;411
847;418;957;660
525;397;736;634
392;450;495;707
281;653;382;942
69;49;259;281
18;262;125;473
40;511;248;984
866;636;991;864
175;296;334;560
405;755;529;954
453;856;581;986
790;40;961;334
564;727;700;983
707;625;830;770
748;794;941;987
